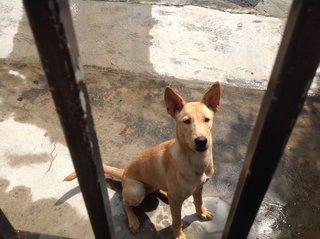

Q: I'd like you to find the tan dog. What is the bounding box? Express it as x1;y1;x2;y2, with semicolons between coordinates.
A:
64;82;220;239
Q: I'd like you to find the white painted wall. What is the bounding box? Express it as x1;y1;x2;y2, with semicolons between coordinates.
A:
0;0;23;58
149;5;319;94
150;6;283;89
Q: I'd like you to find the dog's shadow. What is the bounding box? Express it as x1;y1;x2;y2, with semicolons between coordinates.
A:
55;185;81;206
107;180;175;238
56;180;198;238
55;179;172;238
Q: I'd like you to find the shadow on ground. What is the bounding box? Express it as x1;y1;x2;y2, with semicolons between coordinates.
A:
0;178;93;238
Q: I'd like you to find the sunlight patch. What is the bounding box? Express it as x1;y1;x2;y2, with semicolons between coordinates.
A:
0;0;24;58
149;6;283;90
0;117;88;217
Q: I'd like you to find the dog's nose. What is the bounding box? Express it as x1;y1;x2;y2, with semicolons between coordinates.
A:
194;136;208;148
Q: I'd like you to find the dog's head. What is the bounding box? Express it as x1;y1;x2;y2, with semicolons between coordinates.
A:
165;83;220;152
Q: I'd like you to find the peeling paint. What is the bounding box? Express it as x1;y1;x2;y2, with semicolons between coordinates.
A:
8;70;27;80
79;90;87;115
75;57;85;84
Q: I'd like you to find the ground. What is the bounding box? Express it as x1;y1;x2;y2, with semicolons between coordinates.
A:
0;0;320;239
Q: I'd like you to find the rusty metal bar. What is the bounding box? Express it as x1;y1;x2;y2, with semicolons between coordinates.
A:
23;1;115;238
222;1;320;238
0;209;18;239
15;231;72;239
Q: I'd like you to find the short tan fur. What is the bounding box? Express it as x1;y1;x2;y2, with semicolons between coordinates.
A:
64;83;221;239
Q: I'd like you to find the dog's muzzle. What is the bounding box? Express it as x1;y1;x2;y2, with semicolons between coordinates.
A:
194;136;208;152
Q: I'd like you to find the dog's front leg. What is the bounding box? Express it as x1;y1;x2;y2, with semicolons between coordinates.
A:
168;196;185;239
193;185;213;220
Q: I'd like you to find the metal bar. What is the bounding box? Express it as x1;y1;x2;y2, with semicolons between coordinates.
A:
222;1;320;238
16;231;72;239
23;1;115;238
0;209;18;239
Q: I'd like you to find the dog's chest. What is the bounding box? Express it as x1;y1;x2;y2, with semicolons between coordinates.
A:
168;144;213;198
189;168;209;183
185;155;213;183
176;168;210;197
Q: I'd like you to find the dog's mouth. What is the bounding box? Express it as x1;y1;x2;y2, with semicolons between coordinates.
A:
195;146;208;152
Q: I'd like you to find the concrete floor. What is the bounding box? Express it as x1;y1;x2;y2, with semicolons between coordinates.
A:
1;60;319;239
1;0;320;239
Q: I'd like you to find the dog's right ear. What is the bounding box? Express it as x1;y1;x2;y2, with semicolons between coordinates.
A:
165;87;185;118
201;82;220;113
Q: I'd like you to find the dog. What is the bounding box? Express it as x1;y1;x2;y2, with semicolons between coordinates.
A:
64;82;220;239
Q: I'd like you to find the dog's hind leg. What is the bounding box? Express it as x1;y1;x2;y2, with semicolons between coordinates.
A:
122;176;146;234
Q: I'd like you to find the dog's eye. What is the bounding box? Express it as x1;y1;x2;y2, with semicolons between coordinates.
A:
183;119;191;124
204;117;210;123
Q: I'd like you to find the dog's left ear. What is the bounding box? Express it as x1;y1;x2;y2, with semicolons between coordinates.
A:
201;82;220;113
165;87;186;118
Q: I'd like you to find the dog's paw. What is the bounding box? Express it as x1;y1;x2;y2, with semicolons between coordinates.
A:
197;207;213;221
174;231;186;239
128;217;140;234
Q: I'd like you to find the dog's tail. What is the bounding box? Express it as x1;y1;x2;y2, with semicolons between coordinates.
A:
63;164;124;182
103;164;124;182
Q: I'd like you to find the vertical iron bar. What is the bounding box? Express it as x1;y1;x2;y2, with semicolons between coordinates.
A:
222;1;320;238
23;1;115;238
0;209;18;239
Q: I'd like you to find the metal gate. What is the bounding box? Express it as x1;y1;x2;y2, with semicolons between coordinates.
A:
1;0;319;238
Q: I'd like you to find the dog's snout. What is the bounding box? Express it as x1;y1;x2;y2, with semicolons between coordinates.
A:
194;136;208;148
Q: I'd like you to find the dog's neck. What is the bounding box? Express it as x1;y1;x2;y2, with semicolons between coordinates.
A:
170;138;212;175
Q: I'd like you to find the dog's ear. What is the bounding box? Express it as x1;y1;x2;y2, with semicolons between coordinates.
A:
201;82;220;113
165;87;185;118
